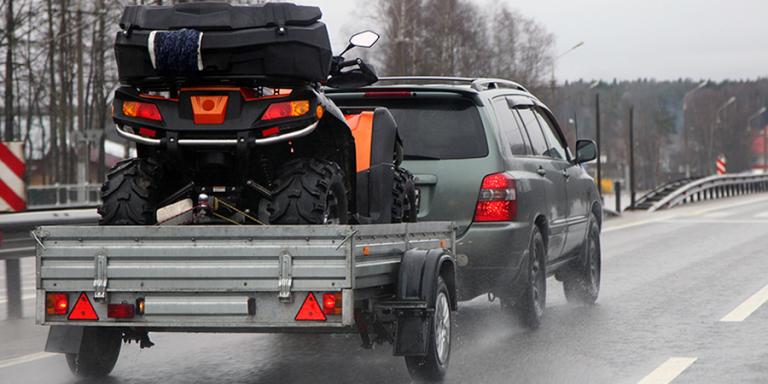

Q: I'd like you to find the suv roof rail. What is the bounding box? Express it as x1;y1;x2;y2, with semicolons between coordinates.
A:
470;78;529;93
376;76;528;93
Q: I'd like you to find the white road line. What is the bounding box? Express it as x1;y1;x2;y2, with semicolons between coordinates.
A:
638;357;697;384
755;210;768;218
701;211;731;218
0;352;56;369
720;284;768;322
661;219;768;224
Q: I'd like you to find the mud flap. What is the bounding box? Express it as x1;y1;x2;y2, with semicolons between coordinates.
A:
44;326;84;354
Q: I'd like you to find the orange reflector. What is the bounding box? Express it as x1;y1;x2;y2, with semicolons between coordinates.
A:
68;292;98;321
262;100;310;121
191;95;229;125
295;293;326;321
46;293;68;315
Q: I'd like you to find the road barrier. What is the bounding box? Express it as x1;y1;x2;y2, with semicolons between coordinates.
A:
26;184;101;210
649;173;768;212
0;208;99;319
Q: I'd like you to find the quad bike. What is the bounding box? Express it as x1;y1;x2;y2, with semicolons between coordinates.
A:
102;2;417;226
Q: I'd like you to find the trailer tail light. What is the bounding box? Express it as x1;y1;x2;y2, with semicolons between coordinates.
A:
68;293;99;321
107;303;135;319
295;293;326;321
474;173;517;222
262;100;310;121
322;293;342;316
46;293;68;315
122;101;162;122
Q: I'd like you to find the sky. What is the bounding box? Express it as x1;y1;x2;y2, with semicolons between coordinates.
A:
299;0;768;82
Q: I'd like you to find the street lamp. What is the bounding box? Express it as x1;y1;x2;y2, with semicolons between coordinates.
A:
550;42;585;103
682;80;709;177
709;96;736;173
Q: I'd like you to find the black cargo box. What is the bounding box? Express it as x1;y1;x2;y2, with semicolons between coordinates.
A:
114;2;332;86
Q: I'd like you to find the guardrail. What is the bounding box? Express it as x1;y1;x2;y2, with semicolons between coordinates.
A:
1;209;99;319
649;173;768;212
27;184;101;210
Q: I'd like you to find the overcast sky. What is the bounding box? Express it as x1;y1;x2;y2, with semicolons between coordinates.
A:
300;0;768;82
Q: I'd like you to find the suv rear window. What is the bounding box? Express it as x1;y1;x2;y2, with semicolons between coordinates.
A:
339;97;488;159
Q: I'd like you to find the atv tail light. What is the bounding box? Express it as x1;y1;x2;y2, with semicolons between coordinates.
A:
322;293;342;316
107;303;135;319
46;293;68;315
474;173;517;222
122;101;162;121
261;100;310;121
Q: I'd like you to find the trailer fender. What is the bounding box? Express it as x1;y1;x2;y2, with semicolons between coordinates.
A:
44;326;84;354
397;248;457;310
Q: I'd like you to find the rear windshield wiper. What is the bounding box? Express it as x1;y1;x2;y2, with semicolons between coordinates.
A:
404;154;441;160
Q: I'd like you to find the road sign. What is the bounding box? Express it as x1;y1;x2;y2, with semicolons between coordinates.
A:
716;155;727;175
0;142;26;212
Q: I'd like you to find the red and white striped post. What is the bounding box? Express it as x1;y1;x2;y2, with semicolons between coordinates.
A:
0;142;26;212
715;154;727;175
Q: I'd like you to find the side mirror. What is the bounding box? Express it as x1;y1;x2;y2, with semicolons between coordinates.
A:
349;30;380;49
575;139;597;164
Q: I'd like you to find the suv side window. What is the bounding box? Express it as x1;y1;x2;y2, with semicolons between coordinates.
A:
533;108;567;161
492;98;530;156
515;108;548;156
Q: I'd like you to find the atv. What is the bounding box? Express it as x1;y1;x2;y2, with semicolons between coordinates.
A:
102;2;416;226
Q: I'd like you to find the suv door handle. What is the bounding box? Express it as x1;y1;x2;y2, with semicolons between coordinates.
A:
537;167;547;177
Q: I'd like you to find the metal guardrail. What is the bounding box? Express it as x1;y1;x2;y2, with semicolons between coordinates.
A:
1;208;99;319
649;173;768;212
26;184;102;210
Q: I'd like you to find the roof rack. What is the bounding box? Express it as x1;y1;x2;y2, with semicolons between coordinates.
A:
376;76;528;93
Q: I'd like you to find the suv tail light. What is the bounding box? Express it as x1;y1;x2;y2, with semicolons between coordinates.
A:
474;173;517;222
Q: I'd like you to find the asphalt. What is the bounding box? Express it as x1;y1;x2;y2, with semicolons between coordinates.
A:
2;195;768;383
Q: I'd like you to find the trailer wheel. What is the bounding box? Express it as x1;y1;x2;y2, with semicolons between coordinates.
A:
405;276;452;382
98;157;162;225
268;158;349;224
392;167;418;223
65;327;122;378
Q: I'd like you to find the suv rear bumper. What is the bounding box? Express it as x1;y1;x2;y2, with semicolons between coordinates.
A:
455;221;532;300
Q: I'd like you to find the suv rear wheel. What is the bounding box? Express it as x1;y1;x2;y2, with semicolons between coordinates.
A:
502;225;546;329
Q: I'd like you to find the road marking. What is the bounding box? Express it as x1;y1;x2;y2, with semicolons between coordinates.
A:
720;284;768;322
701;211;731;218
755;210;768;218
661;219;768;225
0;352;56;369
638;357;697;384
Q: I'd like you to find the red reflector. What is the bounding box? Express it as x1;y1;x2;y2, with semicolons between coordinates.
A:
474;173;517;222
108;303;135;319
364;91;414;98
262;127;280;137
46;293;68;315
138;127;157;138
68;292;99;321
295;293;326;321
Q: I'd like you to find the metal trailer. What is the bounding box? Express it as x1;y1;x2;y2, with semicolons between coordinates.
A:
33;222;457;381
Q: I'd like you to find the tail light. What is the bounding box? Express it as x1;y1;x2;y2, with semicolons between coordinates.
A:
122;101;162;121
107;303;135;319
262;100;310;121
474;173;517;222
46;293;68;315
322;293;342;316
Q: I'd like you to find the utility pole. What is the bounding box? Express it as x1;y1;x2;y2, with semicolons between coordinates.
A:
595;93;602;197
4;0;15;141
629;106;636;208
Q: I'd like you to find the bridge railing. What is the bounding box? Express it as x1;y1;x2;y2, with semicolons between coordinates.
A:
649;173;768;212
26;184;101;210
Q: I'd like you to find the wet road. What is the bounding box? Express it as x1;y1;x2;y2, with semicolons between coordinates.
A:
2;196;768;383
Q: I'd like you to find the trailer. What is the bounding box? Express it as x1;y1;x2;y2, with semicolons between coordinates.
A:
33;223;457;381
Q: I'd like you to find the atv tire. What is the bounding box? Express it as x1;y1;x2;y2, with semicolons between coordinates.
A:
98;158;162;225
268;158;349;225
392;166;418;223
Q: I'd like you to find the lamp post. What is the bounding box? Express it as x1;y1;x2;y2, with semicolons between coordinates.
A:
711;96;736;173
682;80;709;177
550;42;585;104
590;81;602;198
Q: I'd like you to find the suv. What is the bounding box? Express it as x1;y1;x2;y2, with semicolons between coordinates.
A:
328;77;602;328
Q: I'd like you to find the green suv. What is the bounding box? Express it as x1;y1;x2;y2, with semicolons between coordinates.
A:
329;77;602;328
